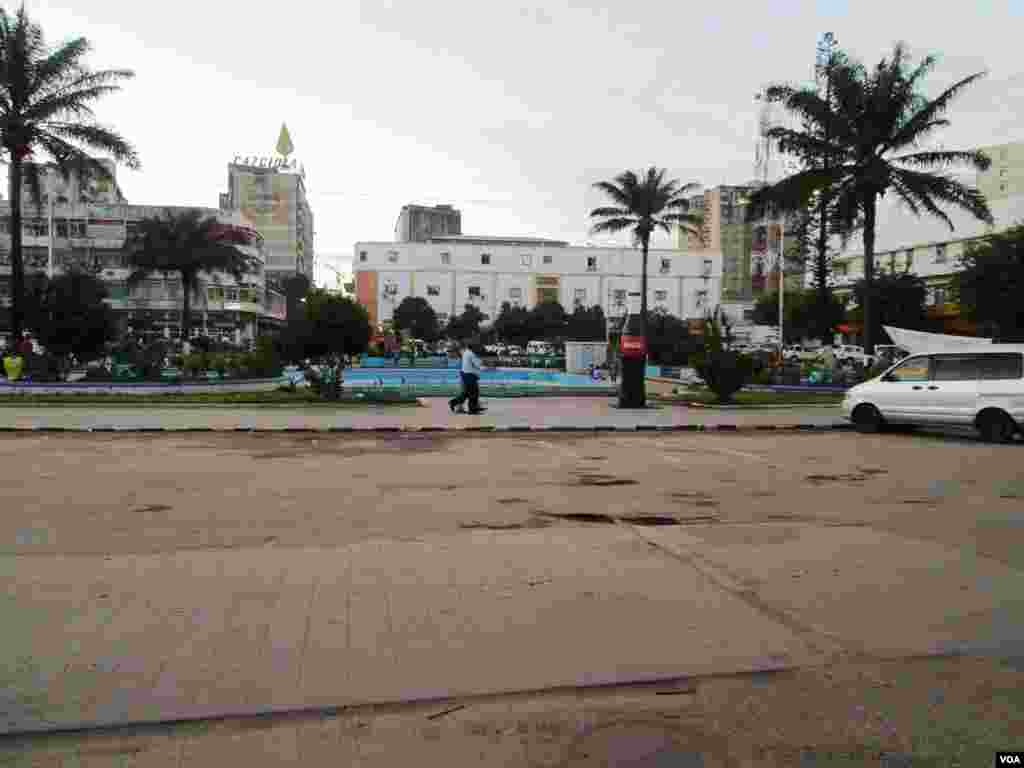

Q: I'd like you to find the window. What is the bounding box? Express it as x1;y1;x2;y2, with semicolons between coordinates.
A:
387;250;399;263
586;256;597;272
521;254;532;267
702;258;713;276
55;221;69;238
999;168;1007;177
225;287;239;302
978;354;1023;380
612;289;626;306
1000;147;1009;160
70;221;86;237
660;258;671;274
695;290;708;308
1000;183;1007;193
904;249;914;268
468;285;481;298
886;356;929;382
542;253;552;265
934;244;948;264
931;355;980;381
440;251;451;265
573;288;586;305
480;253;491;265
359;250;368;262
426;285;440;296
834;262;849;277
509;287;522;299
654;290;668;301
383;282;398;296
888;253;897;273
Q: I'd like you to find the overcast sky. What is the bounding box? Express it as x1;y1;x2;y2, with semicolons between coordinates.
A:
22;0;1024;285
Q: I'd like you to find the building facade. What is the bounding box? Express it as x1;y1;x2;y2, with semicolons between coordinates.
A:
353;235;722;331
394;204;462;243
222;159;314;283
673;184;803;314
822;140;1024;335
0;201;286;345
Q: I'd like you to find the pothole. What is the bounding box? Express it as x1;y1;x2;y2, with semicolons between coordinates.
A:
618;515;681;526
536;512;615;524
459;519;552;531
573;475;638;487
496;498;529;505
804;473;868;485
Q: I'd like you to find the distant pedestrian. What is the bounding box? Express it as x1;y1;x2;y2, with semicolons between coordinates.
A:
449;339;485;415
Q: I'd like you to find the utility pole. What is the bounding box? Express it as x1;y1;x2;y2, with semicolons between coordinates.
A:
813;32;839;344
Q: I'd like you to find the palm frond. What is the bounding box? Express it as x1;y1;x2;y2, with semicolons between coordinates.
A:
27;36;92;94
893;149;991;172
37;122;139;167
890;167;993;227
886;70;987;152
590;218;636;235
589;206;631;219
591;180;632;208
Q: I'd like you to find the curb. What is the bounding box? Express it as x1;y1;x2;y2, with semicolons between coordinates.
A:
2;424;854;434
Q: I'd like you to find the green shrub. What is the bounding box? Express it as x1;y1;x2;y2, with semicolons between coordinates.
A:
688;309;754;403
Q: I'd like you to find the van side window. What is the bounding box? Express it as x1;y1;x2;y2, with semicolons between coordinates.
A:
978;353;1023;380
931;355;981;381
887;356;930;382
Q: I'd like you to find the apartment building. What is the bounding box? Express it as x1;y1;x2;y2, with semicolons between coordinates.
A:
353;235;722;330
0;201;286;345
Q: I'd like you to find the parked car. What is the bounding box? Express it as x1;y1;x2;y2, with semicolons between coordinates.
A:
841;347;1024;442
506;345;523;357
783;345;821;363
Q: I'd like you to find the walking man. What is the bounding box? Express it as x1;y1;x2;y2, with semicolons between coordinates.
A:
449;338;485;415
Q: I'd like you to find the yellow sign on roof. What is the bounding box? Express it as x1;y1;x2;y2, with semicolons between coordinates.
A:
276;123;294;158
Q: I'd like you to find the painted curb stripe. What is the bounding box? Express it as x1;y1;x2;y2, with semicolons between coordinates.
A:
0;424;851;434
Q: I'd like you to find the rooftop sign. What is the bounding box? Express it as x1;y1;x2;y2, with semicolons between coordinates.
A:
232;156;297;171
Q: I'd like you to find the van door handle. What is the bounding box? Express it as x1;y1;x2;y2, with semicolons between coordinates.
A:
927;386;939;390
912;385;924;390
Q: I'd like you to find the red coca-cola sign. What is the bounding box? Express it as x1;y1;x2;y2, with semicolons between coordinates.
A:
620;335;646;358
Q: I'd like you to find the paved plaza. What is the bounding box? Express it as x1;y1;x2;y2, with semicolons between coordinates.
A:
1;428;1022;764
0;397;844;431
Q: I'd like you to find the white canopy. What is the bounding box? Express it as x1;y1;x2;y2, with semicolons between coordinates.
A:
883;326;993;356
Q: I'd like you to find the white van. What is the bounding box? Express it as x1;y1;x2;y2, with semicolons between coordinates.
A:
841;347;1024;442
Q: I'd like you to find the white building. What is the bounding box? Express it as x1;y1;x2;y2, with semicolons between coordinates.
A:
353;235;723;330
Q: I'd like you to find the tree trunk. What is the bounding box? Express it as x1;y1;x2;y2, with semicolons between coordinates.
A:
640;233;649;403
862;192;877;355
180;273;192;345
8;158;25;343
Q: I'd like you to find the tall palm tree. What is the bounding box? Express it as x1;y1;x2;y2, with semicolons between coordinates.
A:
0;6;139;342
749;43;992;353
123;209;261;345
590;167;703;352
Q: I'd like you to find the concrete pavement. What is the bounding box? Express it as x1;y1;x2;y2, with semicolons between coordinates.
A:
3;429;1023;742
0;397;845;431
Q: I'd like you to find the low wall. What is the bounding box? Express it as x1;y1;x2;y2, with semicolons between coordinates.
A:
0;377;286;396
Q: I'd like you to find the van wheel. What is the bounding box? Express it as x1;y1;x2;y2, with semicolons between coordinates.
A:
977;410;1017;444
852;404;884;434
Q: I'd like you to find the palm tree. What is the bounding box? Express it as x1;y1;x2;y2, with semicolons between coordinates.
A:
0;6;139;342
749;42;992;354
590;167;703;353
123;209;261;346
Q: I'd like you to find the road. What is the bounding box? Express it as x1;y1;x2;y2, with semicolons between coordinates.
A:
1;429;1022;765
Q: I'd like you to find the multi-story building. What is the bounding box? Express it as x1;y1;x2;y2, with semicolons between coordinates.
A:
673;183;803;316
353;234;722;332
221;156;314;283
394;203;462;243
824;140;1024;335
0;200;286;345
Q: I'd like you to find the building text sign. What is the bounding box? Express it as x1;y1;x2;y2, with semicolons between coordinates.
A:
232;156;296;171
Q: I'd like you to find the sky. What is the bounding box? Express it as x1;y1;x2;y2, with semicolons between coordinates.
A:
19;0;1024;286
